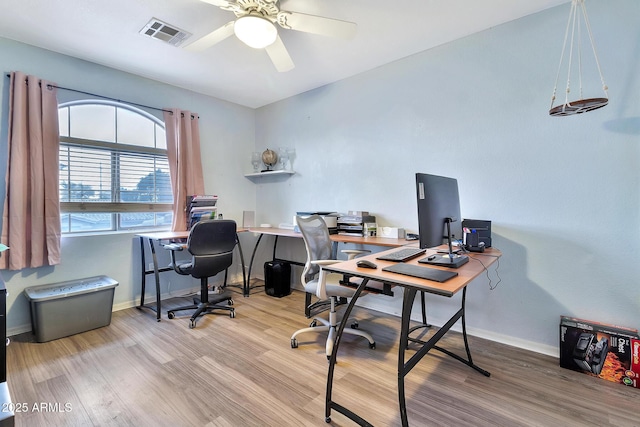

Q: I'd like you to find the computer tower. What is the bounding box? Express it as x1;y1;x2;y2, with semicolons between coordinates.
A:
264;261;291;297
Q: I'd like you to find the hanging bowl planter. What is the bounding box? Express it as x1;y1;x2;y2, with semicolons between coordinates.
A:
549;0;608;116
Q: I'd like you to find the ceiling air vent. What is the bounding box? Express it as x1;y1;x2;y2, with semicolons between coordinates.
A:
140;18;191;47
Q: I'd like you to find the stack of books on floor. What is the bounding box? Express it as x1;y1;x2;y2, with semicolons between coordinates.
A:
187;195;218;229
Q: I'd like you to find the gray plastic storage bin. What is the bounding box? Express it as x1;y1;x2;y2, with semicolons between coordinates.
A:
24;276;118;343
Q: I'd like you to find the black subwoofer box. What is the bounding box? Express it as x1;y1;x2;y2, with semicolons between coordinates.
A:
264;261;291;297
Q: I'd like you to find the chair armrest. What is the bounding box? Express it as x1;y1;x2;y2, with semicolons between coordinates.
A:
341;249;371;260
310;259;340;266
161;242;185;273
162;243;184;252
311;260;341;299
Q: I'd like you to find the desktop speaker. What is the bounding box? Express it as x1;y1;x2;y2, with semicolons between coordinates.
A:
264;261;291;298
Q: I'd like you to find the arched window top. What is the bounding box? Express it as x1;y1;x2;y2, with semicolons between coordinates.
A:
58;100;166;149
58;100;172;234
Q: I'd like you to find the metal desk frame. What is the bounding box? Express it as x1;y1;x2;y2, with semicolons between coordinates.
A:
137;230;246;321
245;227;410;318
321;247;501;426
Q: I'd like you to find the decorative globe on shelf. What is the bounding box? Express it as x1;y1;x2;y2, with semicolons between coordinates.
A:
261;148;278;172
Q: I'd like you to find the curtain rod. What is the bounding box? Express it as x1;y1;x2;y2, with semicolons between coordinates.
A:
4;73;198;119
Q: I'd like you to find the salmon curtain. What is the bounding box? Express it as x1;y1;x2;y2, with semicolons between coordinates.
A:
1;71;61;270
163;109;204;232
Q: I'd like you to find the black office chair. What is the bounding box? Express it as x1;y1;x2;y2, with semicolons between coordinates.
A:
164;219;237;329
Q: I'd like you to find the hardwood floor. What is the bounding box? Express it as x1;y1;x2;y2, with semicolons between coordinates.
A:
6;285;638;426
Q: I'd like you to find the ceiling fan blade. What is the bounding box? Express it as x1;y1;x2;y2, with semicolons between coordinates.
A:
185;21;235;51
265;36;295;72
199;0;235;8
277;11;357;39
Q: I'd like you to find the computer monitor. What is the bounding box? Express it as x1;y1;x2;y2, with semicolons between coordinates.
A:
415;173;468;268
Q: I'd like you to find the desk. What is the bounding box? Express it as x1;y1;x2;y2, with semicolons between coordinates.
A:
137;227;413;320
136;230;247;321
245;227;412;316
321;246;501;426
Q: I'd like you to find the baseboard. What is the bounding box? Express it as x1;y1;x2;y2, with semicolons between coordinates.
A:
7;324;31;337
468;327;558;357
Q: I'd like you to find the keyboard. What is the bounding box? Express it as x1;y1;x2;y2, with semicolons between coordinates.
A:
382;263;458;283
376;247;426;262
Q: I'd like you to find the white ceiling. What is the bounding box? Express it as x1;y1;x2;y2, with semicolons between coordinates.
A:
0;0;570;108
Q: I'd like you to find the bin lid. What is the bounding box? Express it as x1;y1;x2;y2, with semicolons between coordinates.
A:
24;275;118;302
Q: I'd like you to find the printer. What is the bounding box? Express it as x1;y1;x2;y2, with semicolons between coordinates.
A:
295;212;339;233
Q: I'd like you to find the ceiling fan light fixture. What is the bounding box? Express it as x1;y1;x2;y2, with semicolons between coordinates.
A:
234;15;277;49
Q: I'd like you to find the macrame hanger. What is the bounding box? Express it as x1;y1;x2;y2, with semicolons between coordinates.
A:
549;0;608;116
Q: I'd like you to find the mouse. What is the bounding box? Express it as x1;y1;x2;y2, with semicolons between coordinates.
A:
356;259;378;269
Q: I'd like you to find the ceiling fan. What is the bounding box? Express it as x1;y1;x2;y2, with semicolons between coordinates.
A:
186;0;357;72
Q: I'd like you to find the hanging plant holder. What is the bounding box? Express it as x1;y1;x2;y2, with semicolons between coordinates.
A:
549;0;608;116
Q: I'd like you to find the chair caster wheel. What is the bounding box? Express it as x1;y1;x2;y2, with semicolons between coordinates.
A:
325;417;331;423
291;338;298;348
228;299;234;306
351;321;359;329
369;342;376;349
309;319;317;327
189;319;196;329
167;311;175;319
229;309;236;318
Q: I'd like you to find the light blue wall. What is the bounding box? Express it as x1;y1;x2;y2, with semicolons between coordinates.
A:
0;38;258;333
254;0;640;354
1;0;638;355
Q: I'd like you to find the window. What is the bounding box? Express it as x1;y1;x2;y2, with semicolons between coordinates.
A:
58;100;173;233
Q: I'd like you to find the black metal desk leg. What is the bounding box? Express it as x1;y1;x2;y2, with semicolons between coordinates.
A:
460;288;490;377
235;233;247;295
305;292;312;318
148;239;162;321
138;236;147;308
420;291;428;326
325;279;371;425
246;233;264;297
272;235;279;260
408;291;431;336
398;287;418;427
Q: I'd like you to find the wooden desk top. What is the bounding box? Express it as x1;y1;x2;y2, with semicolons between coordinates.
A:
136;231;189;240
247;227;301;238
138;227;413;249
247;227;410;248
137;228;248;241
332;234;411;247
323;246;502;297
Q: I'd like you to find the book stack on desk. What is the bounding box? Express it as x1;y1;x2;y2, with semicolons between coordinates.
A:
187;195;218;229
337;212;376;236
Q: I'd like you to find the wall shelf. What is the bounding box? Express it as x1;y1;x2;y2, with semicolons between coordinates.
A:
244;170;295;178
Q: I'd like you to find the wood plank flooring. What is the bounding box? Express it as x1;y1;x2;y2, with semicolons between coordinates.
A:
6;284;639;426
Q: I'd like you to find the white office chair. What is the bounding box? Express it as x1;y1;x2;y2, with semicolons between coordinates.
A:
291;215;382;360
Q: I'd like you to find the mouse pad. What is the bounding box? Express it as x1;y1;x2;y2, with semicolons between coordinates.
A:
382;263;457;282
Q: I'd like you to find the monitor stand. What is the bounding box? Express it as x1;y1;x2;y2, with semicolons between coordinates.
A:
419;217;469;268
420;253;469;268
437;248;462;254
